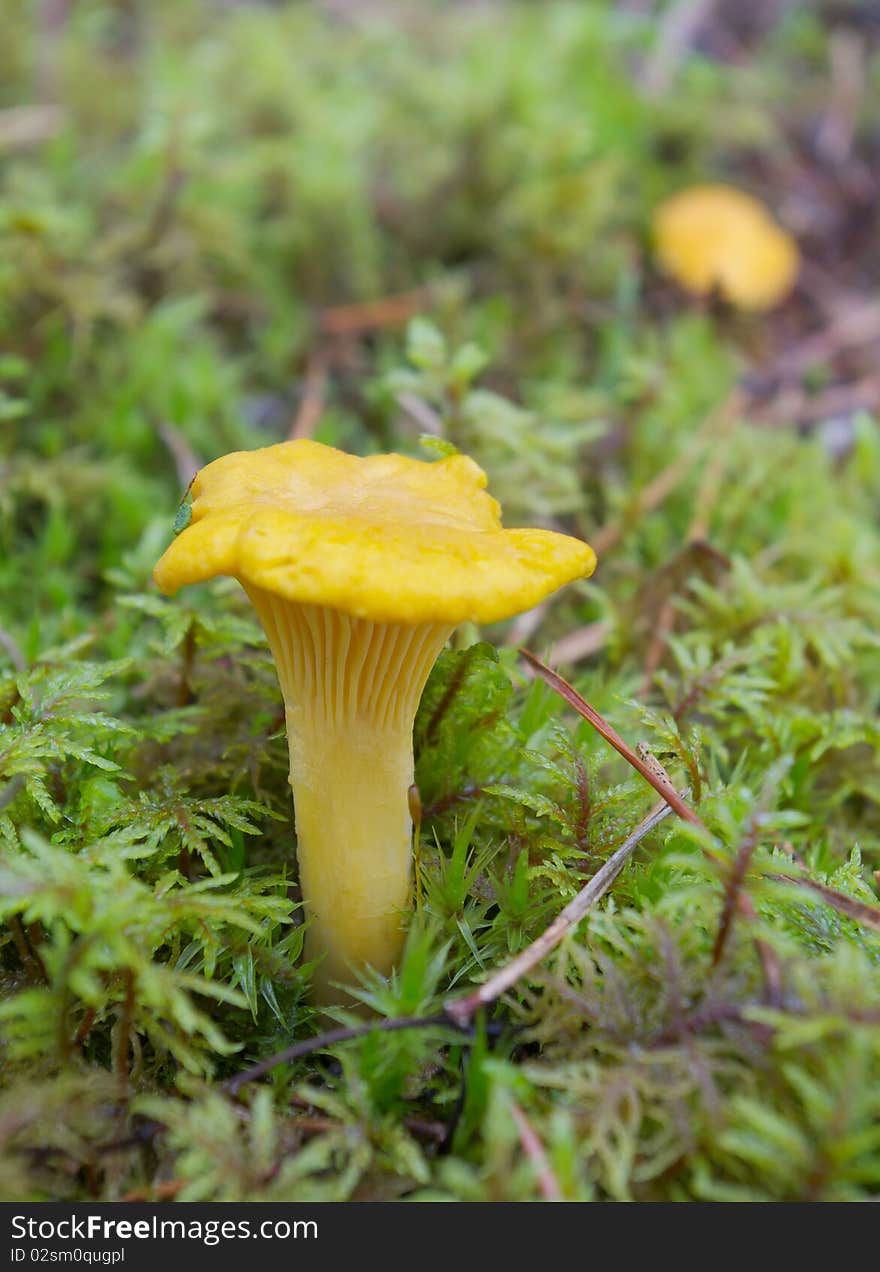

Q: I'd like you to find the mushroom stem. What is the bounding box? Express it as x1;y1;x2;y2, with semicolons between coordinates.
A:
245;585;452;1001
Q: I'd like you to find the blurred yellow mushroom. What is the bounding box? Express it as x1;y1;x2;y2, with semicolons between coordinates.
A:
653;184;800;311
154;440;596;1001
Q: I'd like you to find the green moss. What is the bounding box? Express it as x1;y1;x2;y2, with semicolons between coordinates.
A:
1;0;879;1202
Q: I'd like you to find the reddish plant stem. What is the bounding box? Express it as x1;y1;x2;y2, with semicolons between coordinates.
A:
508;1097;563;1201
713;823;762;966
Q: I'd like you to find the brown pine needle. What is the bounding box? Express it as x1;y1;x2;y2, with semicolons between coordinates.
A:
318;288;429;335
289;349;329;440
546;620;611;666
520;648;708;833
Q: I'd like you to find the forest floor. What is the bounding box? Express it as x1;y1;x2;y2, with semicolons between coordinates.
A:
1;0;880;1201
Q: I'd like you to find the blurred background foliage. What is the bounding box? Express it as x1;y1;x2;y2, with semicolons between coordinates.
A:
1;0;880;1201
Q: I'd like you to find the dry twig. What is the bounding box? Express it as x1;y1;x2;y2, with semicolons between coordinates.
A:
318;289;428;336
154;422;202;488
445;799;674;1026
751;377;880;429
289;350;329;440
395;391;444;437
546;620;611;666
224;1013;459;1096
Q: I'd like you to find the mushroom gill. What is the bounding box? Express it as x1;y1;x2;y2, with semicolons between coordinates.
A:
245;589;452;998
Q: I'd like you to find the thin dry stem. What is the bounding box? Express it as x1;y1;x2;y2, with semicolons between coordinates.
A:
289;349;329;440
445;799;674;1026
319;289;429;335
155;421;202;488
224;1014;457;1095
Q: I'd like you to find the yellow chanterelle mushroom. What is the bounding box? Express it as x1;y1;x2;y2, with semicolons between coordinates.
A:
653;184;800;311
154;440;596;1001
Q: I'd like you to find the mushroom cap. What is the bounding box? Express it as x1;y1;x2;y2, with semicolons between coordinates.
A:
653;184;799;311
154;440;596;625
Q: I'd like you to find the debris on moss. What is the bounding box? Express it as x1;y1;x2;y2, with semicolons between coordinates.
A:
1;1;879;1202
